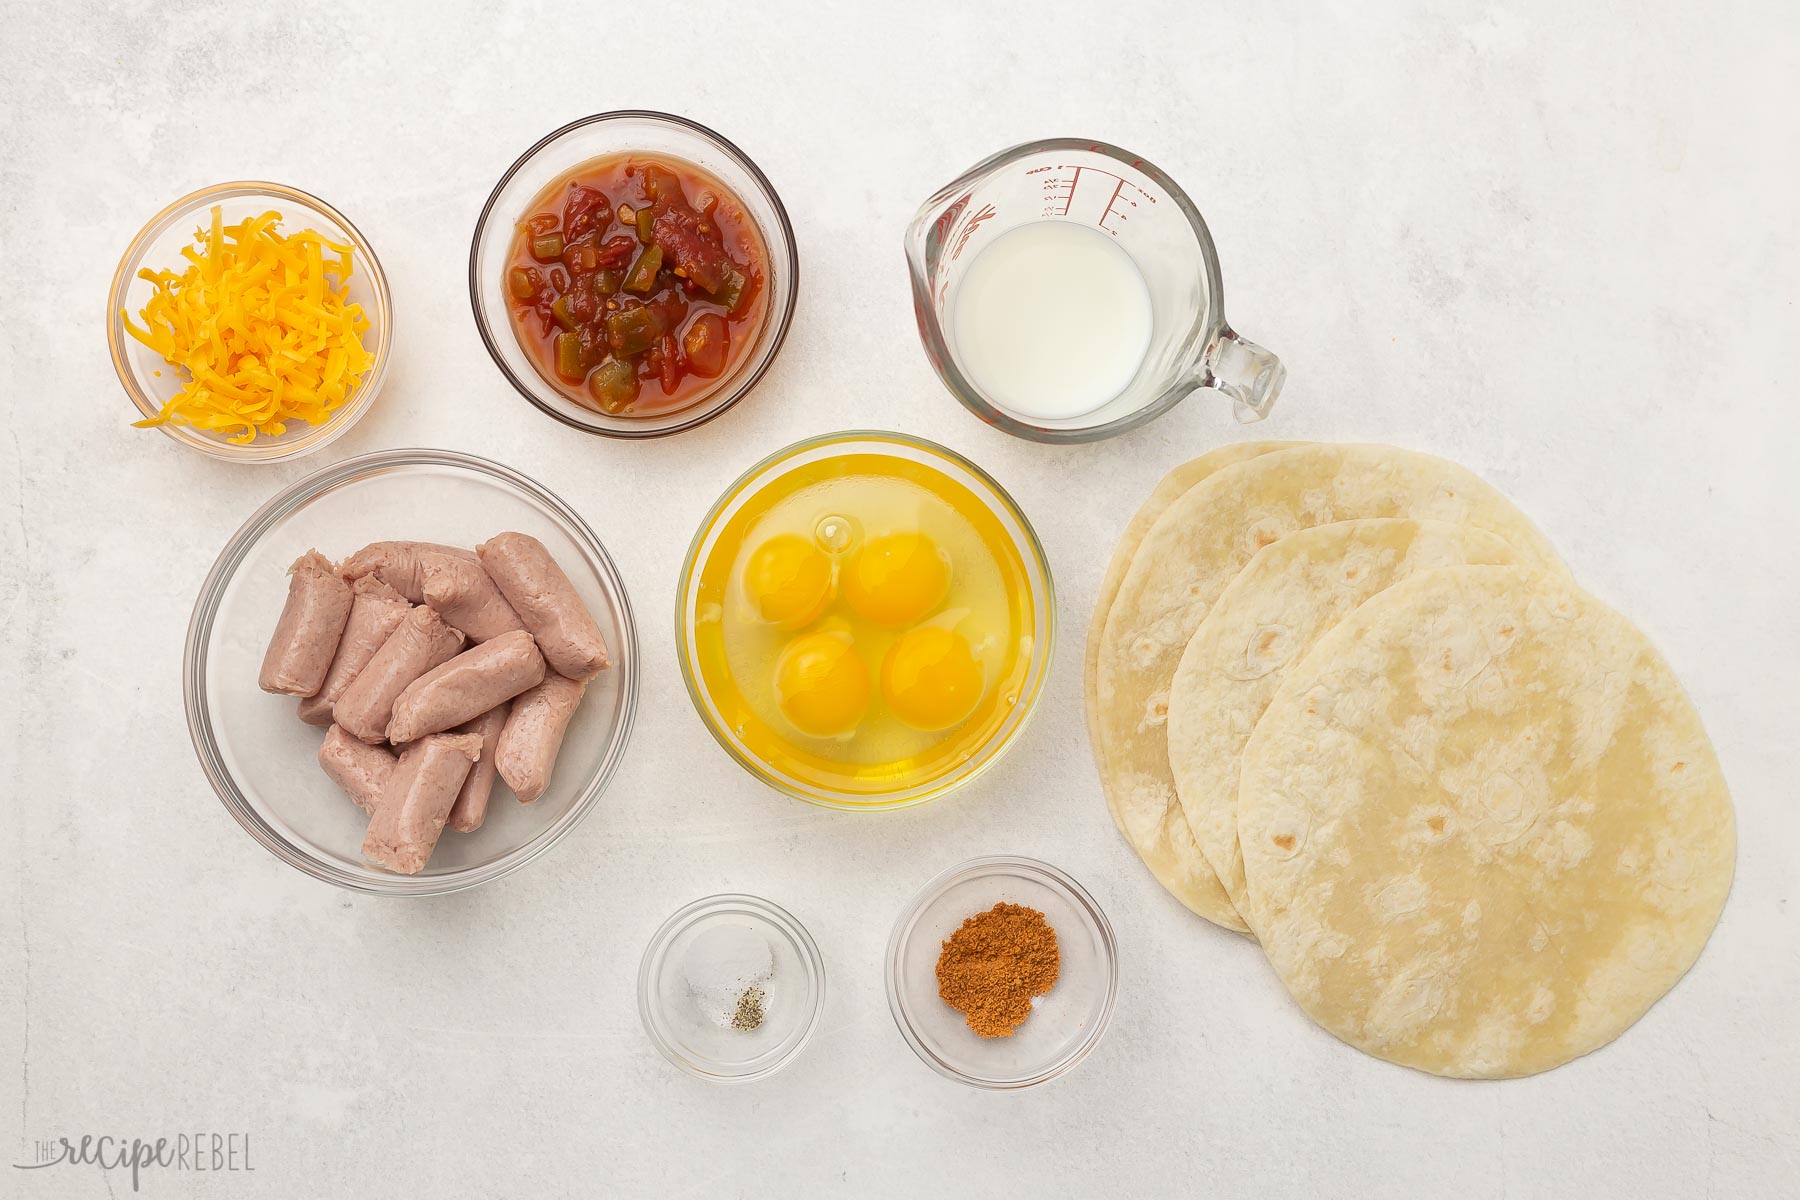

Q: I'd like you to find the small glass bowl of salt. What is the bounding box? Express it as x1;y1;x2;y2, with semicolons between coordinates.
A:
638;894;827;1083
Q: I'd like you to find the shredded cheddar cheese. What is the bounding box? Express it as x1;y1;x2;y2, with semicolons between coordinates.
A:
122;206;376;443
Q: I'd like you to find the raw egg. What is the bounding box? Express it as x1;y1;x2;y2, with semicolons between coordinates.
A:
744;533;834;629
690;441;1042;800
774;629;870;737
842;532;950;627
881;624;984;731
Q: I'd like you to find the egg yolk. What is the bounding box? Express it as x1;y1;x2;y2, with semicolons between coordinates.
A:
744;533;834;629
774;630;871;737
881;625;984;731
842;532;950;627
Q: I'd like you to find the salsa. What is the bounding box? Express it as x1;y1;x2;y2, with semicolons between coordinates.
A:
505;154;768;416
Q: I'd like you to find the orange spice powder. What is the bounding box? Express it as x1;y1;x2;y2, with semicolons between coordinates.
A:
934;901;1061;1038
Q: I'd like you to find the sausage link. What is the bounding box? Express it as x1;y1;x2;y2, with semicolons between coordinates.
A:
317;725;397;812
447;703;509;833
258;550;354;698
477;532;610;682
341;541;478;604
385;630;545;745
333;606;465;744
297;576;413;725
420;553;525;643
495;673;587;803
362;732;482;874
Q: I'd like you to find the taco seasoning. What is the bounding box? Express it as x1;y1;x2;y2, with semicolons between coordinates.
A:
935;901;1060;1038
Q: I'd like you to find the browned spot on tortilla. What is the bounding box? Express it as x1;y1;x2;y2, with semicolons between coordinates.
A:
1499;624;1515;637
1257;630;1279;654
1672;761;1688;772
1255;529;1278;549
1273;833;1296;851
1427;816;1445;833
1441;649;1454;673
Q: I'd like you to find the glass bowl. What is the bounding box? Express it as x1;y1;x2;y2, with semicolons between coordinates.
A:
184;448;639;894
108;181;392;464
886;856;1118;1089
469;111;798;438
675;431;1056;810
638;894;826;1083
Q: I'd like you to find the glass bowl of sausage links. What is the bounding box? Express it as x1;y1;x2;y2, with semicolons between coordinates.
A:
184;449;639;894
470;111;798;437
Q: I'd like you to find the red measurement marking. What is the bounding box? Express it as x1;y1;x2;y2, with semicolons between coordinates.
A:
932;195;968;246
1096;177;1127;233
1060;166;1081;216
952;203;996;260
934;202;998;307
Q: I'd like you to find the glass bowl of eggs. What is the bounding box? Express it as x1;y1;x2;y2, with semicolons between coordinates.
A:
676;431;1055;810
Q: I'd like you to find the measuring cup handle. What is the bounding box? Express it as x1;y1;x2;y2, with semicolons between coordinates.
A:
1201;327;1286;422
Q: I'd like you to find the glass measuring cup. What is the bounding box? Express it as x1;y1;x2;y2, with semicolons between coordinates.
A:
905;138;1284;443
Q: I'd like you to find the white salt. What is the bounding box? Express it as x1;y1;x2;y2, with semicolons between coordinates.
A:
682;924;774;1030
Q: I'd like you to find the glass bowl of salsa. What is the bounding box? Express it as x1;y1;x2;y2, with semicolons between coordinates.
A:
471;112;797;438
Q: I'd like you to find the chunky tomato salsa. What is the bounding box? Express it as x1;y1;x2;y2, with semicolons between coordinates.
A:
505;154;768;416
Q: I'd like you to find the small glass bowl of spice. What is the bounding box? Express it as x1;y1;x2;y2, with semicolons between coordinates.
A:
638;894;826;1083
886;856;1118;1089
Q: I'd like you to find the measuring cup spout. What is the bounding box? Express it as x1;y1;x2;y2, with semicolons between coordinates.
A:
1200;327;1285;422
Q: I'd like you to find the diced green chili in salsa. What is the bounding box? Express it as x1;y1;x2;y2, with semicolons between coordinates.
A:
505;154;768;416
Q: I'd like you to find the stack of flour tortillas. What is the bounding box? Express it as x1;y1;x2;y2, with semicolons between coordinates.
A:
1086;443;1734;1078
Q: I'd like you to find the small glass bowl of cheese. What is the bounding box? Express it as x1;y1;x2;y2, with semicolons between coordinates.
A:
676;431;1055;810
108;181;392;464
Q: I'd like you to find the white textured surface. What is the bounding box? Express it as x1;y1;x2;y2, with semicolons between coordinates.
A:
2;1;1797;1195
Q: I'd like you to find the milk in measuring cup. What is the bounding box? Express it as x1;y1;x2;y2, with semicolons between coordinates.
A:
950;220;1153;422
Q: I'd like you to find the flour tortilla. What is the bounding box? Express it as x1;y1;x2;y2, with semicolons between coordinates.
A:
1094;445;1561;932
1084;443;1300;739
1167;519;1523;923
1084;443;1299;931
1237;565;1734;1078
